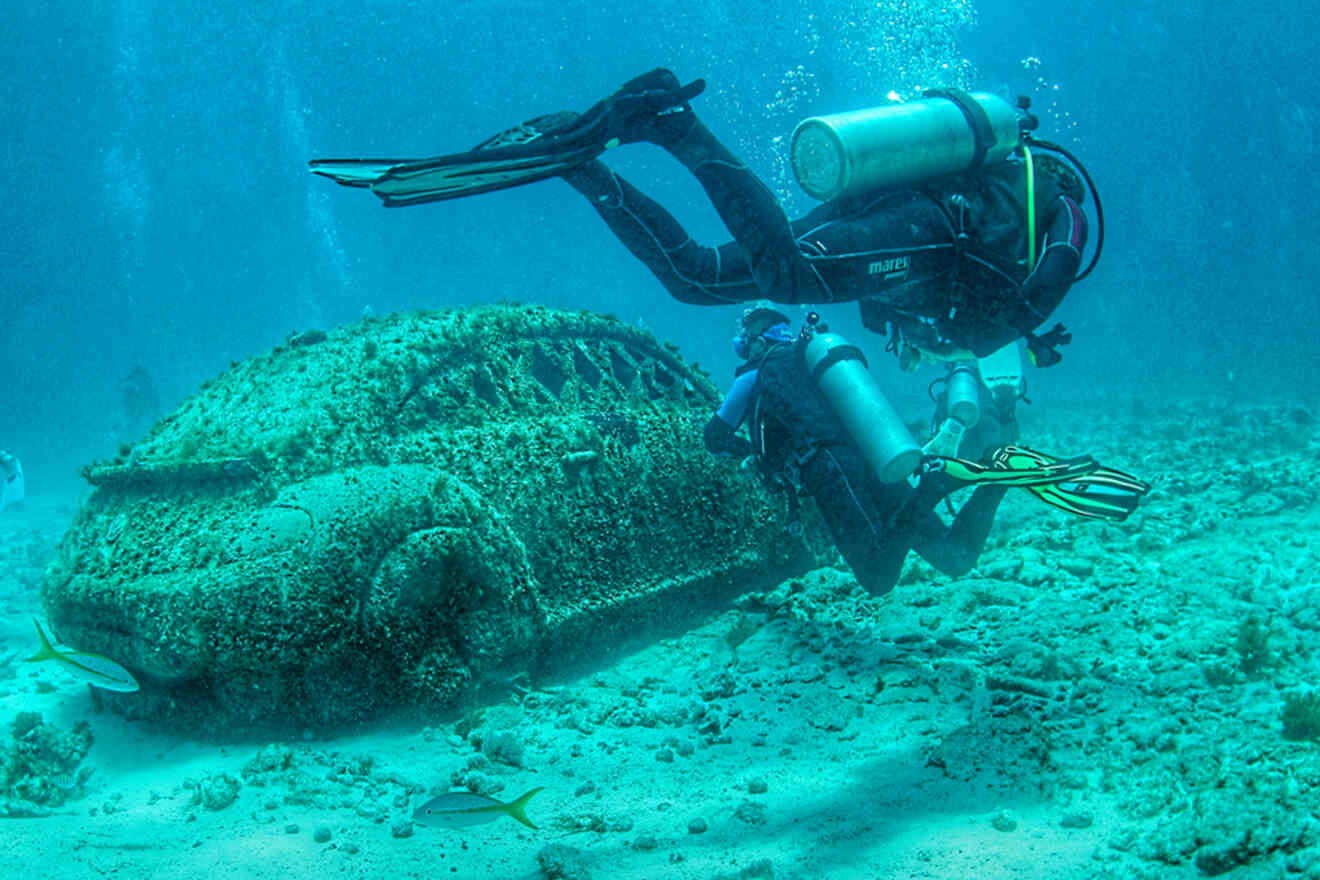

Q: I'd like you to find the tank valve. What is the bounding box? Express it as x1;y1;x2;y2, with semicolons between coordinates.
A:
803;311;828;335
1016;96;1039;136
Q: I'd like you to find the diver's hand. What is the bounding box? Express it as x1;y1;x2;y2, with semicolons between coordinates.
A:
591;69;707;146
611;71;706;118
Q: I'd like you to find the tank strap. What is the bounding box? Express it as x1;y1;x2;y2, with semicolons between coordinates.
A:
807;343;867;383
923;88;996;171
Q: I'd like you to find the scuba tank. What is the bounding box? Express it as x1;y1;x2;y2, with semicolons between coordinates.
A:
791;90;1021;201
800;316;921;483
946;364;981;428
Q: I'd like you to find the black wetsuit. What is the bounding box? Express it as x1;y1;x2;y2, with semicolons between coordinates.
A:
704;339;1007;595
564;115;1086;364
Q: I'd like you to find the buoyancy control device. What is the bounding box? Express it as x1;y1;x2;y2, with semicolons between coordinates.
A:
791;89;1104;285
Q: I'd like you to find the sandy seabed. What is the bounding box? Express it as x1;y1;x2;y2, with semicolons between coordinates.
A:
2;402;1318;880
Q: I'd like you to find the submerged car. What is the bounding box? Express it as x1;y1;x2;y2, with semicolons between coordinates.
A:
41;305;811;732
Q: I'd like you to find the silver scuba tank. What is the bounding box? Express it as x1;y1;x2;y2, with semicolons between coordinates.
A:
946;364;981;428
791;90;1021;201
802;331;922;483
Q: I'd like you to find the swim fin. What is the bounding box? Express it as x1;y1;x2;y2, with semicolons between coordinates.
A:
309;111;596;206
309;70;706;207
992;446;1151;521
307;159;411;188
1022;466;1151;521
936;445;1100;488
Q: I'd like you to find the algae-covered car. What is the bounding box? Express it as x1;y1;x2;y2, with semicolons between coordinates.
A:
41;305;812;732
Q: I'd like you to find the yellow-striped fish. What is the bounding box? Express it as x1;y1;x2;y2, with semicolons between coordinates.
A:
24;619;140;692
413;787;542;830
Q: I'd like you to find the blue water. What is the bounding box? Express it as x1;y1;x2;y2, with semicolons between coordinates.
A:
1;0;1314;484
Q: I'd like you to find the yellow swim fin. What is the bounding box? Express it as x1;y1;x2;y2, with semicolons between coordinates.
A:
936;445;1099;487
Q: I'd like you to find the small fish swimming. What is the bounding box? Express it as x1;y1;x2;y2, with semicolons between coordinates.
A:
24;619;140;692
413;787;543;830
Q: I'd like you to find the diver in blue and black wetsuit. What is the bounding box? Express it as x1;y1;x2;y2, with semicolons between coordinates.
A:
705;308;1146;596
312;68;1098;459
0;450;24;513
708;307;1010;594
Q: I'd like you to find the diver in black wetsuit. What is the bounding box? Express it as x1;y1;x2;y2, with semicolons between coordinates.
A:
561;78;1085;370
557;70;1088;459
312;69;1096;459
312;69;1089;376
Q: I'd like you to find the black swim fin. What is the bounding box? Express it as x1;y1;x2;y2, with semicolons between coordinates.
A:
309;112;593;206
309;70;705;207
307;159;413;188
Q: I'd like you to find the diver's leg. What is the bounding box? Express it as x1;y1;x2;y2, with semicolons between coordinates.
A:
976;342;1023;450
561;160;758;305
591;70;824;302
662;119;825;303
903;479;1009;576
801;448;911;596
967;385;1020;458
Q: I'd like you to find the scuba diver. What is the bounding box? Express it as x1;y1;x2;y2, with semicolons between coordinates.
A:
311;69;1101;459
0;451;24;513
703;306;1147;595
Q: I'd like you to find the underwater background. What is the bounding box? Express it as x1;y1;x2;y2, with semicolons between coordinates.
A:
3;0;1316;488
2;2;1320;879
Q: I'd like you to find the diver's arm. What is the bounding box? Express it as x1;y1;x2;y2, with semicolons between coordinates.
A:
1017;195;1086;329
704;415;753;457
703;370;757;457
965;195;1086;358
